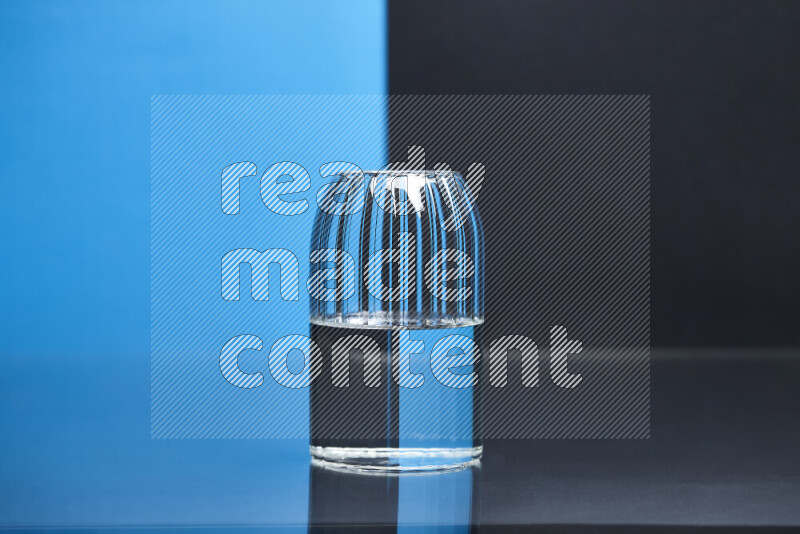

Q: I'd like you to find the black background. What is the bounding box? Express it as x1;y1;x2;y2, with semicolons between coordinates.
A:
389;0;800;347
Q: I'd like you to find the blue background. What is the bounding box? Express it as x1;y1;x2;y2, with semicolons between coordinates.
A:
0;0;386;527
149;95;387;439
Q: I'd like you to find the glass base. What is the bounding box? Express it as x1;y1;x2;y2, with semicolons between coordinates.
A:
310;445;483;474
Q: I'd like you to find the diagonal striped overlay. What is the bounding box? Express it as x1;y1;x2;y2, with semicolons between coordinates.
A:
388;95;650;439
151;95;388;438
151;95;649;439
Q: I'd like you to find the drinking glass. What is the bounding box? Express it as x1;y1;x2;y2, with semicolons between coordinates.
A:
309;169;484;472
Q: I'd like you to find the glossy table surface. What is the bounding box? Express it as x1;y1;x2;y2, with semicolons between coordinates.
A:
2;349;799;531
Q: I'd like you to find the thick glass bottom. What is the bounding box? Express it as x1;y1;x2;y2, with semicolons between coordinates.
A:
310;445;483;474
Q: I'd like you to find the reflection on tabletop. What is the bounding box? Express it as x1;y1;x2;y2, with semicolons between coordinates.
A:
308;461;481;532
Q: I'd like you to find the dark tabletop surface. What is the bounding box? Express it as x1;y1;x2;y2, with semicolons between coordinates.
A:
305;348;800;531
2;348;799;532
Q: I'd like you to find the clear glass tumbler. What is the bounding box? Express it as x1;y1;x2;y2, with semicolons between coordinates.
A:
309;169;484;472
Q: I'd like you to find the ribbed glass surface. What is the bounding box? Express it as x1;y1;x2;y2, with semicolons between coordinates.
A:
310;169;484;328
